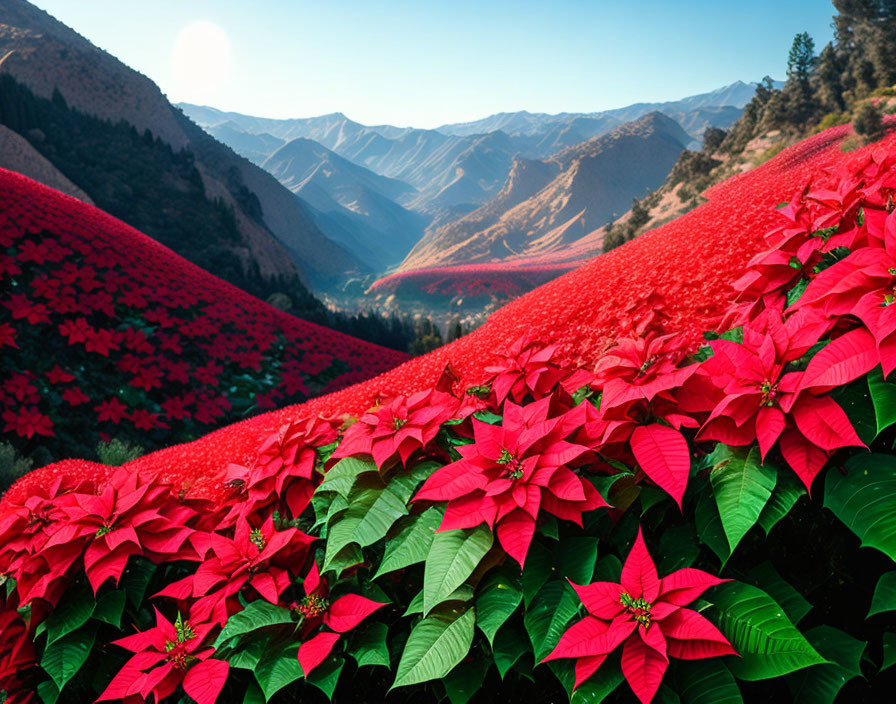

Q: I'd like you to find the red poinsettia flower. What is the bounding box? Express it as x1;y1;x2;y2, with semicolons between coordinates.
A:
294;562;386;677
332;389;459;469
569;334;700;508
413;397;607;566
0;591;37;703
98;608;229;704
3;294;50;324
694;308;868;490
2;406;54;438
0;322;17;349
48;469;197;593
792;209;896;375
485;337;566;405
591;332;697;414
58;316;91;344
157;515;314;619
544;529;735;704
45;365;75;384
61;386;90;406
224;416;339;523
96;398;129;424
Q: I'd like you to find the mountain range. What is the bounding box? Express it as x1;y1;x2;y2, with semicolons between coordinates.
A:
397;112;691;271
178;82;763;278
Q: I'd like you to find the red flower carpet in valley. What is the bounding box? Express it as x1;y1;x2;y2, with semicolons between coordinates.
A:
3;120;896;703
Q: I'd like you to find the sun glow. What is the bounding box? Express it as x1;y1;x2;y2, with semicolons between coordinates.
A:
170;20;232;103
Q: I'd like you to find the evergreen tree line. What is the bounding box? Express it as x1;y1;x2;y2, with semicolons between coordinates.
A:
0;75;442;353
724;1;896;152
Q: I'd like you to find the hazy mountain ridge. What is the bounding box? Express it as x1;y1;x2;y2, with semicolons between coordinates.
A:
179;82;754;219
397;112;691;271
262;137;428;269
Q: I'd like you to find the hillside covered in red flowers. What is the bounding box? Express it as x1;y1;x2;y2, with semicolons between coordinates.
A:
9;121;889;500
0;168;408;469
4;121;896;704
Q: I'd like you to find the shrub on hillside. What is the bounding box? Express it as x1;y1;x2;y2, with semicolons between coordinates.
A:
853;100;884;141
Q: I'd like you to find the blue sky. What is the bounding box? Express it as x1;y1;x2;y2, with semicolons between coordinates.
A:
34;0;836;128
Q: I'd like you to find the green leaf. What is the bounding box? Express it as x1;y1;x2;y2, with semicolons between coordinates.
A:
119;557;156;608
571;665;624;704
228;637;268;671
757;471;805;537
868;366;896;436
317;456;376;499
476;569;522;646
707;581;827;680
349;621;391;668
324;544;364;576
392;607;475;689
786;625;866;704
351;462;436;548
374;507;442;579
443;658;489;704
695;488;731;566
709;445;776;553
44;580;95;646
658;524;700;573
323;489;378;572
674;659;742;704
593;555;622;583
213;600;294;648
746;562;812;625
254;642;303;701
306;656;345;700
41;623;97;690
867;571;896;618
557;538;599;585
492;625;530;679
824;453;896;561
520;541;554;607
37;679;59;704
423;525;493;615
404;589;424;617
243;681;265;704
883;632;896;671
524;581;581;662
830;378;877;446
537;514;559;540
92;590;126;629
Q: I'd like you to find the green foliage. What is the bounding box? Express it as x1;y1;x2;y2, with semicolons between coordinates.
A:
0;441;32;492
708;445;777;554
423;525;493;615
852;100;885;141
708;582;827;680
786;626;866;703
391;607;475;689
475;569;522;646
95;438;144;466
824;453;896;561
867;571;896;618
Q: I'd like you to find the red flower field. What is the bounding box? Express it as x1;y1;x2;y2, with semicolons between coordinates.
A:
0;169;408;464
3;120;896;703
